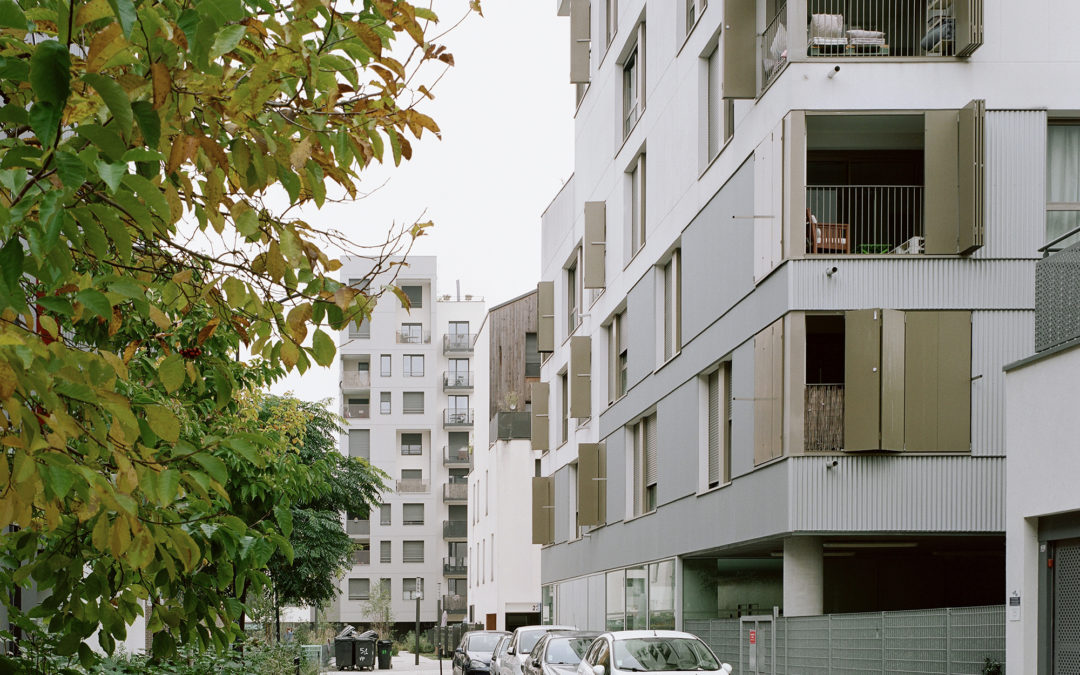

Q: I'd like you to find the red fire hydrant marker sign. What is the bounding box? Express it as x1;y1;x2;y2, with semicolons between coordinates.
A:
749;630;756;645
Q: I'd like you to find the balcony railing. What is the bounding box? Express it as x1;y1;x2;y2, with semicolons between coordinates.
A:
443;520;468;539
807;0;960;58
396;479;430;494
352;548;370;565
343;403;370;419
761;0;788;89
443;482;468;502
342;370;370;390
442;594;467;612
443;556;467;575
443;445;472;467
443;333;475;354
443;371;474;390
346;519;370;536
396;329;431;344
805;384;844;452
491;411;531;441
806;185;924;255
443;408;474;428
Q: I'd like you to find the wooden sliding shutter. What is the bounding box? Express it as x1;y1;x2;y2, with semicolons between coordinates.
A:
583;202;606;289
843;310;882;452
753;319;784;464
570;0;591;84
879;310;907;452
537;281;555;352
531;381;550;451
904;311;971;453
569;336;592;418
954;0;984;57
722;0;757;99
531;477;554;545
957;99;986;254
924;101;985;255
577;442;606;527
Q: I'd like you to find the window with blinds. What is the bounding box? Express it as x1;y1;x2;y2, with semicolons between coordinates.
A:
401;432;423;455
379;503;391;526
402;577;423;600
403;541;424;563
348;578;370;600
403;503;424;525
662;251;681;361
403;392;424;414
379;578;391;598
380;540;391;563
707;369;721;488
380;391;391;415
349;429;370;459
401;285;423;308
631;413;658;516
380;354;391;376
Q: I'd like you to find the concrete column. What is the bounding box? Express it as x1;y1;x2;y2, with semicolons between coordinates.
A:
783;536;824;617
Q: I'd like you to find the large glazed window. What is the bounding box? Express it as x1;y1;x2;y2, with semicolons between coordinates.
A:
1047;123;1080;250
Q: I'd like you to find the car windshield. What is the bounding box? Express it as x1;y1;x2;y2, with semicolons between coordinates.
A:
612;638;721;672
518;630;548;654
468;634;503;653
545;638;594;665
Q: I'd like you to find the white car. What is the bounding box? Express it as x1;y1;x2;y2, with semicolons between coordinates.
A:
574;631;732;675
499;625;577;675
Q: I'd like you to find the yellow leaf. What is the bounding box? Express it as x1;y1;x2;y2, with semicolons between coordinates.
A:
109;518;132;556
151;62;171;110
148;305;171;331
289;138;312;171
38;315;59;342
280;339;299;368
0;497;13;532
87;23;126;73
99;351;128;380
0;360;15;400
196;317;220;346
75;0;112;27
164;182;183;223
122;340;141;364
266;241;285;282
92;515;109;551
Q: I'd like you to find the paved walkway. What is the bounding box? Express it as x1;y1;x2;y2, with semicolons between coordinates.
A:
323;651;449;675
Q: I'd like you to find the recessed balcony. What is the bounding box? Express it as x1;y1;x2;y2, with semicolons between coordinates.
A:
343;403;370;419
342;370;371;391
443;445;472;468
443;557;467;576
443;593;467;613
443;480;468;504
396;479;430;494
443;371;474;392
346;519;370;536
443;519;468;539
443;408;474;428
443;333;475;355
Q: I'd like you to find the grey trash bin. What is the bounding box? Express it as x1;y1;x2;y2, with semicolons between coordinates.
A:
335;626;359;670
354;632;377;671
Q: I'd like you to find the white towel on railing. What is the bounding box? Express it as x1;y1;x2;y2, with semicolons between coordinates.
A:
846;29;886;45
809;13;845;44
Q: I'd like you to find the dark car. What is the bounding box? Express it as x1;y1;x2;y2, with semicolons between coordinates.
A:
522;631;601;675
454;630;512;675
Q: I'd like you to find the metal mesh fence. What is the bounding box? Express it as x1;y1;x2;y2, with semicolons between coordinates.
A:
686;605;1005;675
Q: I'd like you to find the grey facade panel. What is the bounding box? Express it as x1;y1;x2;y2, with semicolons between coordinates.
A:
657;379;701;505
559;575;590;628
973;110;1046;260
626;272;656;390
788;455;1005;533
588;573;606;630
553;465;570;544
605;427;626;523
971;310;1034;456
728;342;757;480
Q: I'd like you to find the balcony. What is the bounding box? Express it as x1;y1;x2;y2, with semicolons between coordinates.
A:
396;329;431;344
343;403;370;419
761;0;788;89
805;0;977;59
443;481;468;504
396;479;430;494
346;519;370;536
442;593;467;613
806;185;924;255
443;519;468;539
443;333;475;355
491;411;531;441
443;556;467;576
442;371;474;391
342;370;370;390
348;320;370;339
805;384;844;452
352;548;370;565
443;408;474;428
443;445;472;467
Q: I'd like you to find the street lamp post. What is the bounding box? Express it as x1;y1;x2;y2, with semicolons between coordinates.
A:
414;577;422;666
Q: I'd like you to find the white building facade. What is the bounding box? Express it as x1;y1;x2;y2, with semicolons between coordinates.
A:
333;255;485;627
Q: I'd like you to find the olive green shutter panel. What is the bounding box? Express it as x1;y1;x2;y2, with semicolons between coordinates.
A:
570;0;591;84
577;442;605;527
531;476;554;545
879;309;907;452
904;311;972;452
954;0;984;57
957;99;986;254
537;281;555;352
753;319;784;465
583;202;606;289
531;381;550;451
844;310;882;452
924;102;985;255
569;336;592;418
722;0;757;99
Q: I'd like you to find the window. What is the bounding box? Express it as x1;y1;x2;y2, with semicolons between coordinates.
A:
448;321;471;351
380;391;391;415
605;0;618;45
401;432;423;455
685;0;705;34
350;318;371;339
560;371;569;444
403;354;424;377
490;534;495;582
379;503;391;526
566;253;580;335
484;469;489;515
706;369;722;489
648;560;675;629
628;156;646;256
401;284;423;308
380;540;391;563
401;469;422;481
525;333;541;378
403;541;424;563
448;395;470;424
348;575;371;598
349;429;370;459
400;322;423;343
403;503;424;526
1047;122;1080;249
402;576;424;599
379;578;391;598
403;391;424;414
380;354;391;377
631;413;657;516
569;462;580;540
622;29;644;138
706;47;726;160
609;310;628;403
349;278;371;294
662;250;681;361
448;358;470;387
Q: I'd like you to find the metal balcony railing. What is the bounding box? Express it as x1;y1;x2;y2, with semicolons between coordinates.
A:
443;557;468;575
346;519;370;536
807;0;960;58
805;384;844;452
343;403;370;419
396;479;430;494
806;186;924;255
396;329;431;344
443;445;472;466
442;371;474;390
443;482;468;502
342;370;370;390
761;0;788;89
443;333;475;354
352;548;370;565
443;408;474;427
443;520;468;539
442;594;467;612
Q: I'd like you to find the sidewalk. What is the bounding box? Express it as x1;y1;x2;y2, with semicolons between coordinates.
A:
323;651;450;675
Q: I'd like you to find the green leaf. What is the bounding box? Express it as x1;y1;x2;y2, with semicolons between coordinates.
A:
29;40;71;105
311;329;334;366
54;151;88;188
28;101;62;147
0;0;28;29
44;464;76;500
273;505;293;538
156;469;181;506
209;24;247;61
145;404;179;443
131;100;161;148
82;73;133;140
157;354;185;393
122;174;170;219
190;452;227;485
197;0;244;24
0;237;23;294
121;148;164;163
75;288;111;319
96;160;127;192
414;7;439;21
105;0;137;38
77;124;126;162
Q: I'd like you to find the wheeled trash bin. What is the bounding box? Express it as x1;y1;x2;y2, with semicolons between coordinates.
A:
354;635;377;671
377;639;393;669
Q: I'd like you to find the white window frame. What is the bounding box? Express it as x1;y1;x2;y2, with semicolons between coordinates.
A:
380;391;391;415
380;354;392;377
659;249;681;363
605;0;618;46
348;578;370;601
403;354;424;377
403;391;424;414
627;155;646;258
566;249;581;336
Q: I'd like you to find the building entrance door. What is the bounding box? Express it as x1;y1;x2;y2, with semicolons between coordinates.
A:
739;614;774;675
1053;538;1080;673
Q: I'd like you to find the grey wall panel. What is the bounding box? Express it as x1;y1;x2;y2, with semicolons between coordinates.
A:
588;574;606;630
973;110;1046;260
682;159;756;341
729;342;757;480
971;310;1035;456
788;259;1034;311
557;575;590;628
626;272;656;390
604;428;626;523
657;380;701;505
788;455;1005;533
554;465;570;544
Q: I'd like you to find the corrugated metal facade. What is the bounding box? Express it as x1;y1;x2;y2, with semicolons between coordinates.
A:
788;455;1005;532
974;110;1047;260
971;310;1035;456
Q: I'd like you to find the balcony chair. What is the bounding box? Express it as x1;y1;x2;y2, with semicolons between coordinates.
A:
807;208;851;254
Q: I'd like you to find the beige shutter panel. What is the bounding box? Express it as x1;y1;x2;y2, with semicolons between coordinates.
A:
531;476;554;545
904;311;971;452
583;202;607;289
707;370;721;485
721;0;757;99
349;429;370;459
843;310;882;452
570;0;591;84
569;336;592;418
924;102;985;255
954;0;984;57
957;99;986;254
538;281;555;352
578;442;605;526
880;309;907;451
783;111;806;260
531;381;550;451
753;319;784;464
644;414;658;486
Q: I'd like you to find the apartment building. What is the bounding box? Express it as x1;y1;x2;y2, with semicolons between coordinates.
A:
532;0;1071;638
332;256;485;627
468;291;545;631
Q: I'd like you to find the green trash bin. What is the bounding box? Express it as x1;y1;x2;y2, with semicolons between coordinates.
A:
377;639;393;669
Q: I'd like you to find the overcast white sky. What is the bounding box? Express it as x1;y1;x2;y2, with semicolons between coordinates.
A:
270;1;574;401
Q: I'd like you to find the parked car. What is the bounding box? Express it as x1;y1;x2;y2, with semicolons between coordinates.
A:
522;631;601;675
454;630;512;675
575;631;732;675
498;625;577;675
491;634;513;675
